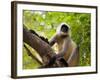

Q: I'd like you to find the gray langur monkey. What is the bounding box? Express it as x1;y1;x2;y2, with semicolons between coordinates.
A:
49;23;79;67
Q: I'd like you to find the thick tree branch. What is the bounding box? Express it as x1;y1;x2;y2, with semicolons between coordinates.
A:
24;44;43;65
23;26;55;65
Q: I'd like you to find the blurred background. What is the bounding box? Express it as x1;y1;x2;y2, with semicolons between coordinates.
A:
23;10;91;69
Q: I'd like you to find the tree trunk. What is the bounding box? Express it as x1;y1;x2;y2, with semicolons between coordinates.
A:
23;26;55;64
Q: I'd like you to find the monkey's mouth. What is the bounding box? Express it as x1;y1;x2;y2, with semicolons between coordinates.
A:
60;32;68;35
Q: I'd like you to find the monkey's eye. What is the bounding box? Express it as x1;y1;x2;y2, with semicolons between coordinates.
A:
61;24;69;33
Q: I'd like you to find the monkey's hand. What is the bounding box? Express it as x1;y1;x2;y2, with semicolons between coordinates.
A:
46;54;62;65
51;54;69;67
44;54;68;67
47;55;57;66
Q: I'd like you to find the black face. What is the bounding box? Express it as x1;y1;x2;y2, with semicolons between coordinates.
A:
61;24;69;33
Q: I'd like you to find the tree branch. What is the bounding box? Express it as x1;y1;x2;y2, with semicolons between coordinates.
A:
23;25;55;65
24;44;43;65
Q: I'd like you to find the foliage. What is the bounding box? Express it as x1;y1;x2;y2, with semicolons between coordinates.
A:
23;10;91;69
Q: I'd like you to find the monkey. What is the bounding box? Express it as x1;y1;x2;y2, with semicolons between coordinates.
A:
47;23;79;67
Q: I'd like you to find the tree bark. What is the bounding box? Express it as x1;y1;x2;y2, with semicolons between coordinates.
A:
23;26;55;65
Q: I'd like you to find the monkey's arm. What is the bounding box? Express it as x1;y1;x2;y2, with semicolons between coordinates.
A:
49;34;57;46
55;39;70;59
46;39;69;67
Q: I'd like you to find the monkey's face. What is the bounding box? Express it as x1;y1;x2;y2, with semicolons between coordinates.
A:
60;24;69;35
61;24;69;33
57;23;70;36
